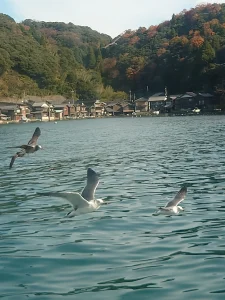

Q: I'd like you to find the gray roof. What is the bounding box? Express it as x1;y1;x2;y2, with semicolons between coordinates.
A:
31;111;44;114
135;97;148;102
120;102;134;107
105;107;114;113
32;102;49;107
0;105;18;110
187;92;197;96
198;93;213;97
148;96;166;102
105;102;120;106
179;93;196;99
151;92;165;97
53;104;67;108
170;94;181;99
106;101;119;106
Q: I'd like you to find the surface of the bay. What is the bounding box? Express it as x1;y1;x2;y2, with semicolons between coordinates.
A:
0;116;225;299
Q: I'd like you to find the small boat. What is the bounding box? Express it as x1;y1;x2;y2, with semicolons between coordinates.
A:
192;108;200;113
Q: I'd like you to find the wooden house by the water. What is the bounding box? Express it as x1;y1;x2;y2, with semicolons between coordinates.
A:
174;92;198;110
53;104;68;120
105;102;123;116
134;97;148;112
0;105;21;121
90;100;106;117
148;93;166;111
174;92;216;111
67;104;76;118
75;101;88;117
196;93;217;111
30;102;55;121
121;102;135;115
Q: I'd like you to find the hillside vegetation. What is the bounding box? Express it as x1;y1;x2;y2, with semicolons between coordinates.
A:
102;3;225;97
0;3;225;102
0;14;126;101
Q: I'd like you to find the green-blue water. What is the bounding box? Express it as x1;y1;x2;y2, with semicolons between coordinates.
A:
1;116;225;299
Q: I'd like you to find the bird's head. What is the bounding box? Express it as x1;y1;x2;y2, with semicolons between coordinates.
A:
177;206;184;211
35;145;43;151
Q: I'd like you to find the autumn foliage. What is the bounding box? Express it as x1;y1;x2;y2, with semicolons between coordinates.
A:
1;3;225;99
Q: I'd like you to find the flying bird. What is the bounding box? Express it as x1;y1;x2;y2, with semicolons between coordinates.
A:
38;167;104;217
154;186;187;215
8;127;42;169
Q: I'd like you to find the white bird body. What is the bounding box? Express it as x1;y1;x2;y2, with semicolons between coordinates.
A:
156;205;184;215
50;192;104;217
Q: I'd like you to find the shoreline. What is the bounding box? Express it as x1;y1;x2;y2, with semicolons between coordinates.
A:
1;111;225;125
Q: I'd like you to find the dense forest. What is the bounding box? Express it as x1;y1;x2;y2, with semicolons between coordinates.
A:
0;3;225;102
102;3;225;98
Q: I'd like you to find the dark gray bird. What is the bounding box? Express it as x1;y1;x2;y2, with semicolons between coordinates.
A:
8;127;42;169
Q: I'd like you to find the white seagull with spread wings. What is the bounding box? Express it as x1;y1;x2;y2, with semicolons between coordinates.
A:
154;186;187;215
39;167;104;217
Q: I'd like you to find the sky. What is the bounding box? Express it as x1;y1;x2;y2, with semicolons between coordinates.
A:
0;0;224;37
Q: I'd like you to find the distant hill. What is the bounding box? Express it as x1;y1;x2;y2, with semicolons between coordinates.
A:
1;3;225;102
0;14;124;102
102;3;225;96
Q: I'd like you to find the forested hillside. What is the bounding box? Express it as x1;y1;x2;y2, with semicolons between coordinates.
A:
0;14;126;101
0;3;225;102
102;3;225;97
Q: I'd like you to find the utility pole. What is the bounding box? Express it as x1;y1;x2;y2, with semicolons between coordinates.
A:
71;90;74;105
129;90;131;102
48;104;51;122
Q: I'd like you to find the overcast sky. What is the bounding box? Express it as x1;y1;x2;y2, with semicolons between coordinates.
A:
0;0;224;37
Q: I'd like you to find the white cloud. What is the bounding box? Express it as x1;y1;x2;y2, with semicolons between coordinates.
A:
8;0;225;37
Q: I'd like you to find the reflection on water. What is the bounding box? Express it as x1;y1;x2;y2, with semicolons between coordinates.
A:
1;116;225;299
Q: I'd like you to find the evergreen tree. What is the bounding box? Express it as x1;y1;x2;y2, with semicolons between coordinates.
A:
87;47;96;69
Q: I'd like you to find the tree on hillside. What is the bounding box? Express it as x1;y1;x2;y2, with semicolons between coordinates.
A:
87;47;96;69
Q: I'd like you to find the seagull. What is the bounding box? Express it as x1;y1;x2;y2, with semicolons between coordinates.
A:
8;127;43;169
154;186;187;215
38;167;104;217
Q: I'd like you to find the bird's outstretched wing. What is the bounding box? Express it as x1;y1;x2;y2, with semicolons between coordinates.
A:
165;186;187;208
38;192;90;209
7;145;34;150
81;168;99;201
28;127;41;146
9;150;26;169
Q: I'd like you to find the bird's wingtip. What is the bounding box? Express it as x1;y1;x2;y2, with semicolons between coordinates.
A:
180;186;187;193
87;167;98;177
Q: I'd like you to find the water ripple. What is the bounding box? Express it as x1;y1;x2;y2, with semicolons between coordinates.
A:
1;116;225;299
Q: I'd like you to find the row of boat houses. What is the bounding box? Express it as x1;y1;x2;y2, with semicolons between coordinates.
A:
0;92;220;122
